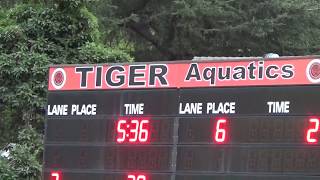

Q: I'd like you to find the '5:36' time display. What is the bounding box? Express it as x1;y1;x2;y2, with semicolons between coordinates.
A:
116;118;150;143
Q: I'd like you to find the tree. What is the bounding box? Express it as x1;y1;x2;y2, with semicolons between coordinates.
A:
0;0;133;179
93;0;320;61
0;0;22;8
0;125;42;179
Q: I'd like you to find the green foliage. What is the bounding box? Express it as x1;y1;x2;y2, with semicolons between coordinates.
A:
0;1;133;179
9;125;42;179
0;2;133;109
56;0;99;10
9;144;42;179
0;0;22;9
0;125;42;180
0;52;49;109
0;108;22;148
80;7;101;42
93;0;320;60
78;42;133;63
0;157;18;180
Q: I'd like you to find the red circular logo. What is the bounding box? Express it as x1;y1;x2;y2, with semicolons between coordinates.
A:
309;62;320;80
54;71;64;86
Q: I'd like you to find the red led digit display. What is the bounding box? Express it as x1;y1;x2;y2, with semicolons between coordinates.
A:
116;118;150;144
213;118;228;144
50;172;61;180
128;174;147;180
306;118;319;144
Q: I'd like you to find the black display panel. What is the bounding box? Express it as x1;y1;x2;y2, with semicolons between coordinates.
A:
47;89;178;117
176;146;320;173
178;116;318;144
46;117;174;144
120;89;179;116
47;90;122;116
175;174;320;180
44;86;320;180
43;172;172;180
179;86;320;115
43;172;320;180
45;145;172;170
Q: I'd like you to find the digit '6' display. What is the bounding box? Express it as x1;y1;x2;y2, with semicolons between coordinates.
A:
213;118;228;144
116;118;150;144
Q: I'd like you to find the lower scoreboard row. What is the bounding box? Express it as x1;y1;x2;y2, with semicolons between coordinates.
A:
45;145;320;173
45;172;320;180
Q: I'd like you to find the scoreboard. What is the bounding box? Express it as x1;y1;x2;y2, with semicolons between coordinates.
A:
43;56;320;180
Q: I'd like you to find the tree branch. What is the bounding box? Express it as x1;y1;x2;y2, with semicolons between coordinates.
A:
127;21;176;60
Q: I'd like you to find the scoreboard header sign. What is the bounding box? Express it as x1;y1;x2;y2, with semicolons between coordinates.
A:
44;56;320;180
49;57;320;90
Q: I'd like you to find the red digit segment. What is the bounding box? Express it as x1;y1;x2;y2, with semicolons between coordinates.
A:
128;174;147;180
117;120;127;143
129;120;140;142
306;118;319;144
213;118;228;143
116;118;150;144
50;172;61;180
139;120;149;142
